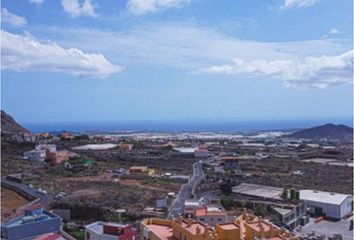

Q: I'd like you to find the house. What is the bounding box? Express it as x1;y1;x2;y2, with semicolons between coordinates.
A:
299;190;353;219
47;150;74;165
36;143;57;153
85;221;138;240
128;166;149;175
195;206;229;226
24;149;46;161
119;144;134;151
183;198;229;226
1;205;61;240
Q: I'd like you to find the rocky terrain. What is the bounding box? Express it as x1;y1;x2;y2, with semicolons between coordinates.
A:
1;110;30;134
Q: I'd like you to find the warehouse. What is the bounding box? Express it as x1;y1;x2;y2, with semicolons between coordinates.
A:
300;190;353;219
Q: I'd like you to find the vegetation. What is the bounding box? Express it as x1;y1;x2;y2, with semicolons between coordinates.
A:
254;205;267;217
220;195;234;210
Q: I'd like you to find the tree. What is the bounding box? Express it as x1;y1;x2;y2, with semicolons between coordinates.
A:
220;195;234;210
254;205;267;217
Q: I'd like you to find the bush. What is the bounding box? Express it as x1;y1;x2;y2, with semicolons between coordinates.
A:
220;195;234;210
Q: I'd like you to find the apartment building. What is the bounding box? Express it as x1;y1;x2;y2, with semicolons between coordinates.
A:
141;212;298;240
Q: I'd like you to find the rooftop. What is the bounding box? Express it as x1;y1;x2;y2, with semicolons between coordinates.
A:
232;183;283;200
2;210;59;228
217;223;240;230
86;221;129;235
300;190;352;205
144;223;174;240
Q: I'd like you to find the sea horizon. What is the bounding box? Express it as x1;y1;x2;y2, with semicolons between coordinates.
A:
21;117;353;134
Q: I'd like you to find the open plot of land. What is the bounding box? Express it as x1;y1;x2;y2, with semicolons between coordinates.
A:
1;187;29;222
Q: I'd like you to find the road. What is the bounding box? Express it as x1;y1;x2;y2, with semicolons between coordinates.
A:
168;160;204;219
1;176;51;206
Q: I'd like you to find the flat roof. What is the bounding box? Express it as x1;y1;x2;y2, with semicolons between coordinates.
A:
144;224;174;240
3;211;59;228
72;144;117;150
300;190;352;205
86;222;129;235
172;147;197;153
232;183;282;200
272;207;293;216
217;223;240;230
180;221;206;235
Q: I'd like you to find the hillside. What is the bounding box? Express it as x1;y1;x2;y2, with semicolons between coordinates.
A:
1;110;30;134
288;123;353;141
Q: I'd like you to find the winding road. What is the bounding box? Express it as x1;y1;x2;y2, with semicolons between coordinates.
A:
168;160;204;219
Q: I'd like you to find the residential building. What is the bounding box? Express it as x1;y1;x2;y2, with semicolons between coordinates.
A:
24;149;46;161
300;190;353;219
222;157;241;171
1;204;61;240
195;206;229;226
141;212;298;240
47;150;73;165
85;221;138;240
119;144;134;151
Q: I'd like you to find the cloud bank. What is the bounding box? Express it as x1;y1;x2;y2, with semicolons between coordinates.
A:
199;50;353;89
61;0;97;17
282;0;319;9
126;0;191;15
1;8;27;27
1;30;122;78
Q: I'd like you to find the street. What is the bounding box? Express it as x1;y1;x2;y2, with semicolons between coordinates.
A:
168;160;204;219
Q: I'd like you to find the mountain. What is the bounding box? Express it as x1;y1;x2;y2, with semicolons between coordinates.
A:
288;123;353;141
1;110;30;134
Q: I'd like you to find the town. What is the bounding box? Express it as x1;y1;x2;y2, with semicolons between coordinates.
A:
1;111;353;240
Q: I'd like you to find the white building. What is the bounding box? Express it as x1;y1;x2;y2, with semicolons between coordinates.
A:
85;221;137;240
300;190;353;219
23;150;46;161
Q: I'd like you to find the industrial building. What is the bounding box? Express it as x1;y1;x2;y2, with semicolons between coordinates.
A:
300;190;353;219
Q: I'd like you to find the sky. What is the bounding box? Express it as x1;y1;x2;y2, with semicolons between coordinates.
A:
1;0;353;123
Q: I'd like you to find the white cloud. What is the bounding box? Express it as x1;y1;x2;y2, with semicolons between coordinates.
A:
1;8;27;27
126;0;191;15
199;50;353;89
1;30;122;78
61;0;97;18
29;0;44;6
329;28;339;34
282;0;319;9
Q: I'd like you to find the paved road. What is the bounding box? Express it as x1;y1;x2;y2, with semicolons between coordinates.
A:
168;160;204;219
1;176;50;206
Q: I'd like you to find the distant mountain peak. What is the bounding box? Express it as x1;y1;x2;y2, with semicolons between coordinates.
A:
1;110;30;134
288;123;353;141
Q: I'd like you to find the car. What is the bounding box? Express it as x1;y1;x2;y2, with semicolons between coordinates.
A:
58;192;66;196
28;184;33;188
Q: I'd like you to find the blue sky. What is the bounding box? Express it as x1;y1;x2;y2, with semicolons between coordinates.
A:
1;0;353;123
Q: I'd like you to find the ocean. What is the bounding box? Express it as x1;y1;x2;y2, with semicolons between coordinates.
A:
21;118;353;134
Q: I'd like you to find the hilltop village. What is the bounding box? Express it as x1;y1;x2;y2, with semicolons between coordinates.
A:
1;115;353;240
